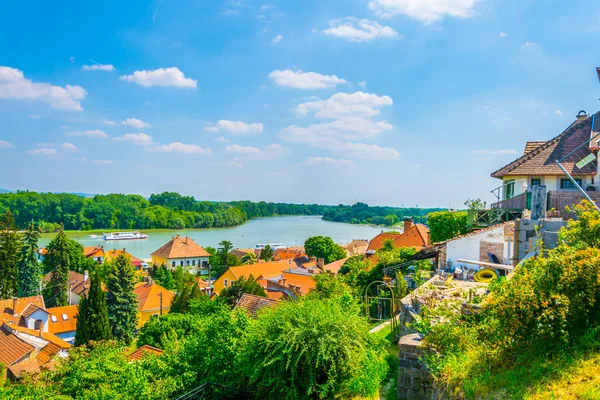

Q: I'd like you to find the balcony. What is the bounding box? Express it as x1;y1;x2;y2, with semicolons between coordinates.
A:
491;190;600;218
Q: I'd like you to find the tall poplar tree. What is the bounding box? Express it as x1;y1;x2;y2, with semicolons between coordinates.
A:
43;225;71;307
74;270;111;346
0;211;21;298
106;254;138;344
18;220;42;297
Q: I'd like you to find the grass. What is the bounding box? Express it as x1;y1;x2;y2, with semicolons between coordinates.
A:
369;324;399;400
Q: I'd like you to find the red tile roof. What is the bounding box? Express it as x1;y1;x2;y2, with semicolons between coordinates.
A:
323;258;349;274
104;249;144;266
151;235;210;259
0;296;46;325
392;224;429;249
6;324;72;349
84;246;105;259
0;326;34;366
282;272;316;295
234;293;277;318
491;113;599;178
134;282;175;313
273;247;306;261
524;141;547;155
7;360;41;379
367;232;403;253
126;344;163;362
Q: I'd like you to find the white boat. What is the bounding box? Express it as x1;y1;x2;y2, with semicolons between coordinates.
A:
103;231;149;241
255;243;285;250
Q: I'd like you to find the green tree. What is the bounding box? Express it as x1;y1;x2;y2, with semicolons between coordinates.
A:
304;235;347;264
75;270;112;345
18;220;42;297
138;312;203;349
239;298;387;398
464;198;487;211
559;200;600;249
43;225;71;307
0;211;21;298
260;244;273;261
241;252;257;264
219;274;267;308
427;210;468;243
106;254;139;344
171;285;192;314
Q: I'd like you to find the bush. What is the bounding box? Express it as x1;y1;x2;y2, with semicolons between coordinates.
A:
138;313;204;349
427;211;468;243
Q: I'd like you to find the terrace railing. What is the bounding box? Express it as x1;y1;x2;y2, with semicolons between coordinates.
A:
467;208;523;228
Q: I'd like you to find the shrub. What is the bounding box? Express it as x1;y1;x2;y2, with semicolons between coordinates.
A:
427;211;468;243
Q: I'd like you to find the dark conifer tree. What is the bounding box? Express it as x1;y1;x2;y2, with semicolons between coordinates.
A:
74;270;112;345
18;220;42;297
106;254;138;344
43;225;70;307
0;211;21;298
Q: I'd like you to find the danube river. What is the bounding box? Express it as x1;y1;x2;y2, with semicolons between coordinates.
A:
39;216;390;259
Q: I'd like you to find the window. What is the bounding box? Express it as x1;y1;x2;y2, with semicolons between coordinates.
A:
50;315;58;322
172;261;175;268
151;314;159;319
62;314;68;321
186;260;190;266
192;260;196;266
224;279;228;287
530;178;541;187
180;260;183;266
505;180;515;199
560;178;582;190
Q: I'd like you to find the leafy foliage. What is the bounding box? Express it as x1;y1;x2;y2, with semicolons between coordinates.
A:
259;244;273;261
75;270;112;346
219;275;267;308
138;312;204;349
304;236;347;264
322;202;443;226
239;298;387;399
427;210;468;243
106;254;139;344
0;211;20;298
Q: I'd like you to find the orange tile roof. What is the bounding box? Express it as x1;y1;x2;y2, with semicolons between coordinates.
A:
0;296;46;325
195;277;211;289
234;294;277;318
134;282;175;313
43;271;99;297
84;246;105;259
21;304;48;318
273;247;305;261
282;272;317;295
0;326;34;365
265;291;285;301
104;249;144;266
151;235;210;259
7;360;41;378
344;240;369;256
392;224;429;249
126;344;163;362
228;260;293;281
323;258;349;274
367;232;403;252
47;305;78;334
7;324;72;349
35;342;62;365
230;248;256;259
492;114;599;178
524;141;547;155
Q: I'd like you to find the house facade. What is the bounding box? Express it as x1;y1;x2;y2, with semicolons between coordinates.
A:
491;111;600;213
151;235;210;274
133;281;175;327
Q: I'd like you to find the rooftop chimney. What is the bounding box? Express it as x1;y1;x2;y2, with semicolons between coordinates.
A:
577;110;588;122
309;256;317;263
317;258;324;270
38;325;43;338
12;297;17;316
403;217;414;233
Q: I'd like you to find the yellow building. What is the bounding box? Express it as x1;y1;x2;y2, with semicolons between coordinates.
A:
133;281;175;327
151;235;211;275
213;260;294;294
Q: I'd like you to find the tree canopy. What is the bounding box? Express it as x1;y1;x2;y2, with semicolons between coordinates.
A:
304;236;347;264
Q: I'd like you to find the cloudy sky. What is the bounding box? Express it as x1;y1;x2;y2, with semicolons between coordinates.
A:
1;0;600;207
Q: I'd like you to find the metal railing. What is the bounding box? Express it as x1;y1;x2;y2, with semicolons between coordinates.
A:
174;383;253;400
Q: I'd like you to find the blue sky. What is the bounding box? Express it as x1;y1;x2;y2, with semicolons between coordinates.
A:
1;0;600;207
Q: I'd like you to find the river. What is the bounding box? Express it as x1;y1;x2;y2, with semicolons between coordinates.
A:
39;216;391;259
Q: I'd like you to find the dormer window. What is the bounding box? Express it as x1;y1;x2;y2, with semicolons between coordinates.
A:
51;315;58;322
61;314;68;321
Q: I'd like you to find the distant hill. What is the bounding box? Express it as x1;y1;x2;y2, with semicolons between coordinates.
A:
0;189;94;197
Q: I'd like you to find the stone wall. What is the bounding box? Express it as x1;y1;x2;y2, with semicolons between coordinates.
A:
398;333;433;400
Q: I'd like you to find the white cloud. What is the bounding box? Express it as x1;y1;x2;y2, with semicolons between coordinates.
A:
499;32;508;38
555;110;563;116
296;91;393;119
215;136;231;143
337;142;400;161
120;67;197;88
322;18;399;42
27;148;58;156
368;0;478;24
91;159;113;165
0;66;86;111
302;156;354;166
122;118;151;129
521;41;537;48
280;118;394;144
103;119;116;126
82;64;115;72
0;141;14;148
472;149;518;156
226;143;289;161
271;35;284;44
61;143;80;152
148;142;211;155
28;114;40;119
357;81;367;89
269;69;347;89
67;129;109;138
114;133;153;145
205;120;264;135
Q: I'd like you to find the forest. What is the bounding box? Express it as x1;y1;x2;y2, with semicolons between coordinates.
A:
0;191;444;231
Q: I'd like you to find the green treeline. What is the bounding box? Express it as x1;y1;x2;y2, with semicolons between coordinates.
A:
323;202;445;226
0;191;446;231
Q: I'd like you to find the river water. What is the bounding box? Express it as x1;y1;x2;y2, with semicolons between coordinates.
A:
39;216;390;259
